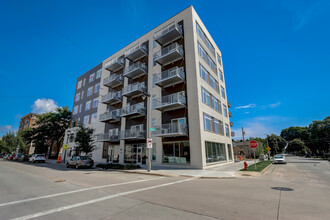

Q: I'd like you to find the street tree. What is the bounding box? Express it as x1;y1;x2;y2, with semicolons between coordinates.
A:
287;138;309;155
309;116;330;155
280;127;309;142
1;131;27;154
266;134;287;155
74;124;96;156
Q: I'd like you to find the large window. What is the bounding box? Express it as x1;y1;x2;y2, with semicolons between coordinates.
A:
75;93;80;102
203;112;224;135
73;106;78;115
199;63;219;93
85;100;91;111
196;22;215;56
89;73;95;83
96;69;102;79
205;141;227;163
92;98;98;108
203;113;212;131
223;104;228;117
94;83;100;93
221;86;226;98
201;87;211;106
87;86;93;96
225;124;230;137
201;87;221;113
162;142;190;164
83;115;90;125
219;69;224;82
77;80;82;89
197;42;216;73
227;144;233;161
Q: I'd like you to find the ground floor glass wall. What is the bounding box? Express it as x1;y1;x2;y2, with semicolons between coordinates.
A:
227;144;233;161
162;142;190;164
205;141;227;163
124;144;146;164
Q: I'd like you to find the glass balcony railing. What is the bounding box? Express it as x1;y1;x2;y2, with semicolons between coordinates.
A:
125;44;148;61
154;43;184;66
153;66;185;88
154;22;183;46
99;109;121;122
153;92;186;112
101;91;122;105
230;121;234;127
154;122;188;137
229;111;232;117
96;133;120;142
227;101;232;108
120;129;146;140
231;131;235;137
123;62;147;78
121;103;146;118
105;57;125;72
103;74;124;88
122;82;146;97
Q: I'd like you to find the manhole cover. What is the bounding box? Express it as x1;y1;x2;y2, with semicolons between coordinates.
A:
54;180;66;182
271;187;294;191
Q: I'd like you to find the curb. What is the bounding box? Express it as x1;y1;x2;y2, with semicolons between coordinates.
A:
260;163;273;174
236;162;273;177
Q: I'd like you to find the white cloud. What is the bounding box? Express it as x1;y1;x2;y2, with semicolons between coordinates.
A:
260;102;281;110
235;104;256;109
32;98;58;114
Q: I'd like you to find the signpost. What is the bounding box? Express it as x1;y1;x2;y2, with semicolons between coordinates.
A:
266;146;271;160
147;138;152;149
63;144;69;163
249;140;258;169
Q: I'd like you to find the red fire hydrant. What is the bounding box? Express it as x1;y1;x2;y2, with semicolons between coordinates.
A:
244;162;248;170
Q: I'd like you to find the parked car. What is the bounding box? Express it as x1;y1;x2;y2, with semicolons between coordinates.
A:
7;154;15;160
66;156;94;169
13;154;24;161
18;155;29;162
29;154;46;163
274;154;287;164
3;154;11;160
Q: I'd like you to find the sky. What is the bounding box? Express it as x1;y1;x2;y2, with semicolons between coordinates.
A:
0;0;329;139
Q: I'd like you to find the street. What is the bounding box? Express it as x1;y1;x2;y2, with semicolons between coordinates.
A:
0;156;329;220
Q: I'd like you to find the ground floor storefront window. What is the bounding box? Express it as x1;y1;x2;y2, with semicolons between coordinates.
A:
124;144;146;165
205;141;226;163
162;142;190;164
107;145;120;163
227;144;233;161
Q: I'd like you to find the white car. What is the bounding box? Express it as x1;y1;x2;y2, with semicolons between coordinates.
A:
29;154;46;163
274;154;286;164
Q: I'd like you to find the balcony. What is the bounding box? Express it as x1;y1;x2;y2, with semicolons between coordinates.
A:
96;133;120;143
153;92;186;112
99;109;121;123
153;122;188;137
229;111;233;117
103;74;124;88
120;129;146;140
105;57;125;72
154;22;183;46
101;91;122;105
230;121;234;127
122;82;146;97
228;102;231;108
125;44;148;62
123;62;147;79
231;131;235;137
153;67;185;88
154;43;184;66
121;103;146;118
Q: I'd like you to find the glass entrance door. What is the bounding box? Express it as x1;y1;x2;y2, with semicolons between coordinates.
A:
108;146;114;163
136;146;143;165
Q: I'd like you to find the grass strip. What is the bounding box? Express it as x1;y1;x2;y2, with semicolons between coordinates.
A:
240;160;273;172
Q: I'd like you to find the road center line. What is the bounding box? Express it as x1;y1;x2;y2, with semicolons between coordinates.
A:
10;178;194;220
0;177;164;208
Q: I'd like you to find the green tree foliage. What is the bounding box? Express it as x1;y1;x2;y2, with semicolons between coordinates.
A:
74;124;96;156
266;134;287;154
287;138;309;155
280;126;309;141
309;116;330;154
1;131;27;154
246;137;267;157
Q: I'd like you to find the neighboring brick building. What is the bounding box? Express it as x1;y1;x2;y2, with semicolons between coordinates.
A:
18;113;39;154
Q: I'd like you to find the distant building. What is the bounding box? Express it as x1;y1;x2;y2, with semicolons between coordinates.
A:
18;113;39;154
233;141;264;159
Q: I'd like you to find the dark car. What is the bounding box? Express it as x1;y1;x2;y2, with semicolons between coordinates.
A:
7;154;15;160
18;155;29;162
66;156;94;169
13;154;24;161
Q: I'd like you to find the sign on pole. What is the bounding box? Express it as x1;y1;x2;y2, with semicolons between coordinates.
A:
266;146;271;151
147;138;152;149
249;140;258;169
64;144;69;151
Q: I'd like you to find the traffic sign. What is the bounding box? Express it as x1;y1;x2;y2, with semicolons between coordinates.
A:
150;128;156;131
249;140;258;149
64;144;69;150
147;138;152;149
266;146;271;151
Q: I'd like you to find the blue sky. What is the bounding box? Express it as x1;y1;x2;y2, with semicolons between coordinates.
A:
0;0;329;138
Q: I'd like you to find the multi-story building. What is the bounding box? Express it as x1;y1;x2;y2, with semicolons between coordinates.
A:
18;113;39;154
95;6;233;169
62;63;106;163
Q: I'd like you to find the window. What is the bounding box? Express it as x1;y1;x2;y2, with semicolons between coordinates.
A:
73;106;78;115
87;86;93;96
196;22;215;56
96;69;102;79
208;57;216;73
75;93;80;102
83;78;86;86
212;96;219;112
91;113;97;123
198;42;207;61
199;64;208;82
81;90;84;99
219;120;224;135
227;144;233;161
77;80;82;89
162;142;190;164
223;104;228;117
92;98;98;108
200;63;219;93
201;87;211;106
225;124;230;137
217;53;222;66
89;73;95;83
221;86;226;99
152;118;156;127
79;104;82;113
83;115;90;125
214;119;220;134
85;100;91;111
203;113;212;131
94;83;100;93
219;69;224;82
205;141;226;163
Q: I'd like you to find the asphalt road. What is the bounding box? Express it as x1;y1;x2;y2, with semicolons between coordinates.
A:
0;156;329;220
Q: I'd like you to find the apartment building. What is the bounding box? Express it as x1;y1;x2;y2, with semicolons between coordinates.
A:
18;113;39;154
63;63;106;163
95;6;234;169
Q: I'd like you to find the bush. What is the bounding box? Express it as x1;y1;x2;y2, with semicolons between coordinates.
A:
96;163;141;170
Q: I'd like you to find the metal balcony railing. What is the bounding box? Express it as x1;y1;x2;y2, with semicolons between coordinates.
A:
120;129;146;140
230;121;234;127
103;74;124;88
231;131;235;137
154;122;188;137
123;62;147;78
125;44;148;61
122;82;146;97
154;43;184;66
154;22;183;46
227;101;232;108
153;92;186;112
229;111;232;117
121;103;146;117
96;133;120;142
153;66;185;88
99;109;121;122
101;91;122;104
105;57;125;72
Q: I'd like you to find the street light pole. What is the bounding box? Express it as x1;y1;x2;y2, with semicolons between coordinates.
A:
143;91;151;172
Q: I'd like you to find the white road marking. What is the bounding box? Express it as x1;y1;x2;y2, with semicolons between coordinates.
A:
0;177;164;208
10;178;194;220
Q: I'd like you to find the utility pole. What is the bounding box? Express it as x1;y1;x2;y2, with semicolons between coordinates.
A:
242;127;245;142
